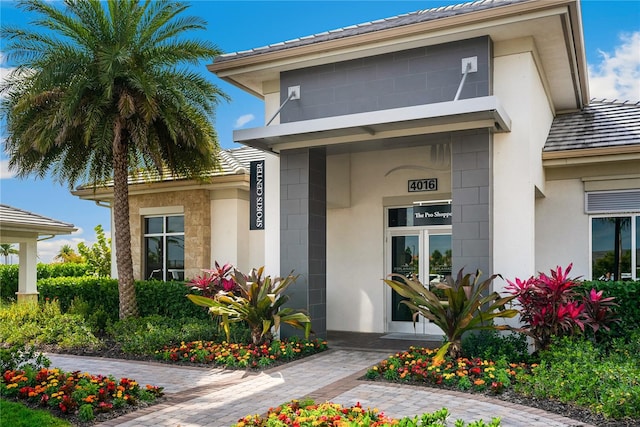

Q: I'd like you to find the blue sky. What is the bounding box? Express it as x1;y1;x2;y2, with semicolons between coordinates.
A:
1;0;639;263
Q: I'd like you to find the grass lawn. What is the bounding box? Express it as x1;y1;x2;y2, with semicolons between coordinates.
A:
0;399;72;427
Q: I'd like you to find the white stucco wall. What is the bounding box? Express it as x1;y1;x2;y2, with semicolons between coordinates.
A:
535;179;589;278
326;144;452;333
492;47;554;288
210;193;263;273
263;89;281;278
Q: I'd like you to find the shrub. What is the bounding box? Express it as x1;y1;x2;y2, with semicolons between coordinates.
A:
38;277;209;324
578;280;640;344
0;263;91;301
514;335;640;420
384;268;518;359
506;264;617;351
76;224;111;277
0;300;101;350
187;261;236;298
135;280;208;319
188;265;311;345
67;296;110;333
0;344;51;372
106;315;245;355
38;276;120;324
462;330;531;363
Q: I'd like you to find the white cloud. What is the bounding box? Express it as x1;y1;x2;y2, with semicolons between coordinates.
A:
36;226;112;265
0;65;15;100
234;114;255;128
37;238;83;264
588;32;640;101
0;158;15;179
0;66;14;81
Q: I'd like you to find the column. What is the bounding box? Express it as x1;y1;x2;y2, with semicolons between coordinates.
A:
451;131;492;279
279;147;327;339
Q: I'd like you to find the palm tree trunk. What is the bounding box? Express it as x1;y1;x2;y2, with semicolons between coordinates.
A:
113;124;138;319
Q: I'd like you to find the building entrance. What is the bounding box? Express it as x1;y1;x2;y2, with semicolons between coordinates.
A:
385;205;452;334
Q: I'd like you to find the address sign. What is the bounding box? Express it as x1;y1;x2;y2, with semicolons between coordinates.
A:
408;178;438;193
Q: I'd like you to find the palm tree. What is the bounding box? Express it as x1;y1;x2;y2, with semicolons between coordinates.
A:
0;244;19;264
54;244;84;264
1;0;227;318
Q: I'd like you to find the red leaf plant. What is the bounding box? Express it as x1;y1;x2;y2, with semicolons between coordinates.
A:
187;261;237;297
506;264;618;351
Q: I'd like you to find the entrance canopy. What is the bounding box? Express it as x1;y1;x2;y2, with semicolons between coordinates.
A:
234;96;511;153
0;204;76;302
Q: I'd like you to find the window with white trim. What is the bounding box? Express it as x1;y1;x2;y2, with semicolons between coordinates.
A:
587;190;640;281
144;215;184;281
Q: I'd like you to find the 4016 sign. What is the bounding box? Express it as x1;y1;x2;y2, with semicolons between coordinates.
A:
408;178;438;193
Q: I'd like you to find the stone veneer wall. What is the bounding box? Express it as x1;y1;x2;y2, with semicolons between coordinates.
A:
129;189;211;280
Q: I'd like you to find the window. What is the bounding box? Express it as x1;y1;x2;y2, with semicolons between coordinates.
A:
591;215;639;281
144;215;184;281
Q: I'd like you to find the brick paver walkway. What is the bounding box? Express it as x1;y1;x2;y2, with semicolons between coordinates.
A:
46;350;593;427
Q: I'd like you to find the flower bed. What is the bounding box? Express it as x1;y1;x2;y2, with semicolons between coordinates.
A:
364;346;529;394
154;338;328;369
233;400;501;426
0;367;163;423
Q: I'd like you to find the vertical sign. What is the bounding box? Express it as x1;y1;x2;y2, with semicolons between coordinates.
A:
250;160;265;230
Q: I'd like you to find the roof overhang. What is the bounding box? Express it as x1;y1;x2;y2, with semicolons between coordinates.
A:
0;205;77;243
234;96;511;153
543;145;640;167
72;174;251;202
0;224;76;243
210;0;588;111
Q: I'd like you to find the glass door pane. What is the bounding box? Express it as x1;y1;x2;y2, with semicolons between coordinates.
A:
390;235;419;322
145;236;163;280
428;234;452;297
167;236;185;281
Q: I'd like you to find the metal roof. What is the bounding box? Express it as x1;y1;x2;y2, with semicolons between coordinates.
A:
544;100;640;152
0;204;77;236
214;0;530;63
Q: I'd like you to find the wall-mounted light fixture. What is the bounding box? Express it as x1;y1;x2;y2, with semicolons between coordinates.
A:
454;56;477;101
266;85;301;126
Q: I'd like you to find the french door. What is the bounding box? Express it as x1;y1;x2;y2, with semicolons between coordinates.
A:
386;228;451;334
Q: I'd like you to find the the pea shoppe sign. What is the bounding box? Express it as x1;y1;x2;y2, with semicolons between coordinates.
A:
388;197;452;228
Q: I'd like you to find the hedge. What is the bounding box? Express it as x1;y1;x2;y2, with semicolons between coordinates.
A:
579;280;640;342
37;277;208;321
0;263;91;301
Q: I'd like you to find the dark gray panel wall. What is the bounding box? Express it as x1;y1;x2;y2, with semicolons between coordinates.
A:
280;148;327;339
280;37;491;123
451;131;491;278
